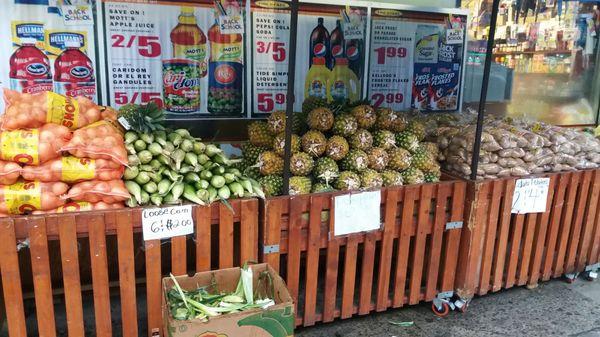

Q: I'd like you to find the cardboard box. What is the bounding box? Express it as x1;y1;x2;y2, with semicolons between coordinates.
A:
162;263;294;337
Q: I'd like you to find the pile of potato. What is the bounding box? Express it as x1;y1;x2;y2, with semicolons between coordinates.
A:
435;118;600;180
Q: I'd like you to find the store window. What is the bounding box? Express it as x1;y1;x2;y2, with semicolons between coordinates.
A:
463;0;600;125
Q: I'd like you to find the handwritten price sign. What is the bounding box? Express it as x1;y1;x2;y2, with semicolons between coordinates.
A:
142;205;194;241
511;178;550;214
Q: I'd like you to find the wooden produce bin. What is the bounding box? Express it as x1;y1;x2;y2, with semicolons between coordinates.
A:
260;180;467;327
0;199;259;337
455;169;600;298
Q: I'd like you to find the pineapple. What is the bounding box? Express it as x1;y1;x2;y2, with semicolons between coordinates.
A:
301;130;327;157
118;102;165;133
390;114;408;132
289;176;312;195
259;175;283;197
302;96;328;114
272;133;300;157
248;121;274;148
360;169;383;189
411;147;436;172
373;130;396;150
267;110;286;134
334;171;361;191
396;131;420;153
312;182;335;193
349;129;373;151
290;152;314;176
401;167;425;185
313;157;339;184
381;170;403;186
244;167;262;181
424;170;441;183
351;105;377;129
307;107;335;131
420;142;440;158
340;149;369;172
332;113;358;137
375;107;397;130
388;148;412;171
368;147;389;171
406;120;426;141
326;136;350;161
242;142;268;165
256;151;283;176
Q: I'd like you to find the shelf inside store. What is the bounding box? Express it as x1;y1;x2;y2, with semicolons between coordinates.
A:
493;50;572;56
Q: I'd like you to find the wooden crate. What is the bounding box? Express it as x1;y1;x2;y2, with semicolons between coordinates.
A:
455;169;600;298
260;181;467;327
0;199;258;337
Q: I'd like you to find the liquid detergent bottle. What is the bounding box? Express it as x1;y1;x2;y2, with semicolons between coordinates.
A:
53;39;96;100
328;57;359;103
171;7;207;77
9;37;53;94
304;57;330;100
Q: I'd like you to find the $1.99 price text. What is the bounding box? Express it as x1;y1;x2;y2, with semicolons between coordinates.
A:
142;205;194;241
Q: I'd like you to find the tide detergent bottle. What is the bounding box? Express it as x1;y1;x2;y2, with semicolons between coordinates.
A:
328;57;359;103
304;56;330;100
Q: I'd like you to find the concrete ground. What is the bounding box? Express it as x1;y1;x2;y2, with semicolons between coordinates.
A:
296;275;600;337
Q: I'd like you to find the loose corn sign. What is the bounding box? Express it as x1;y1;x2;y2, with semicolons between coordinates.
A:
142;205;194;240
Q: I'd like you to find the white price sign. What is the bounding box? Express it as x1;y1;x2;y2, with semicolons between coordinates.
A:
511;178;550;214
142;205;194;241
334;191;381;236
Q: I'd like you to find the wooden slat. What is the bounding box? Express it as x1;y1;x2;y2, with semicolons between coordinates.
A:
492;181;515;292
440;182;466;291
303;196;324;326
376;189;399;311
116;211;138;337
171;236;187;276
528;177;556;286
27;217;56;337
517;213;538;286
341;235;358;319
358;231;376;314
553;173;580;277
263;199;283;272
219;203;234;268
577;171;600;270
58;215;85;337
393;186;416;307
425;184;451;300
145;239;162;337
88;215;112;337
505;214;525;289
195;206;211;272
409;185;432;305
0;218;27;337
286;197;303;309
240;200;258;264
322;234;340;323
542;174;569;280
565;171;592;273
586;172;600;265
478;180;503;295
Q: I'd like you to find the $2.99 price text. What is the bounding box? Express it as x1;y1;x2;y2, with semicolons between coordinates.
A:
142;205;194;241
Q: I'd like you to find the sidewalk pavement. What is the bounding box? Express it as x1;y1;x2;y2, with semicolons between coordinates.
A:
296;276;600;337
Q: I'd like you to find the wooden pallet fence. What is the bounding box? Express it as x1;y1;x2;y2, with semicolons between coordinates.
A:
455;169;600;298
0;199;258;337
260;181;467;327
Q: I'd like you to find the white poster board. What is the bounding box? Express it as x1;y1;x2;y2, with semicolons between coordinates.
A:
142;205;194;241
334;190;381;236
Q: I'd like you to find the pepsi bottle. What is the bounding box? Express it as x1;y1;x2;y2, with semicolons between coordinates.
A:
346;37;363;79
330;19;344;69
309;18;331;69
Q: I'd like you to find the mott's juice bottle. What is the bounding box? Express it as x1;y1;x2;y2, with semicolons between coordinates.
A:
207;11;244;115
171;7;207;77
53;39;96;100
328;57;359;102
9;38;53;94
304;57;330;99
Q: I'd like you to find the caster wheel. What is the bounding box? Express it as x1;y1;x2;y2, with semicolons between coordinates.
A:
459;302;469;313
432;302;450;318
566;277;575;284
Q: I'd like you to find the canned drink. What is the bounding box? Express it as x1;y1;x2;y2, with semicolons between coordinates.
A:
207;60;243;115
162;59;201;114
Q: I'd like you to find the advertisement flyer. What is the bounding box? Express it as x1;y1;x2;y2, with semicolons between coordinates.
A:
103;0;246;118
250;0;291;117
0;0;98;112
294;3;367;112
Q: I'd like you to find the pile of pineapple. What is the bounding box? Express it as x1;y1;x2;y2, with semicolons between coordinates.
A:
240;98;442;196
